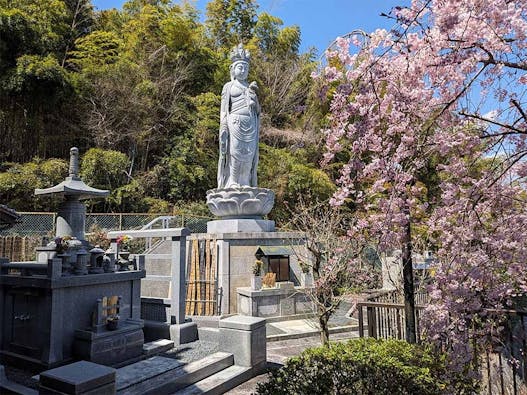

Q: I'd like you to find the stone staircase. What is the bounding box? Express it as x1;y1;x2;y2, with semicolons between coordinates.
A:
141;239;173;299
116;351;253;395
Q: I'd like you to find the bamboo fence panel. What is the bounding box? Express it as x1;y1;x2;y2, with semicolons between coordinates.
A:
185;237;218;316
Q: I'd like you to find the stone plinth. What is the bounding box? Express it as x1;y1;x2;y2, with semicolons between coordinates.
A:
206;187;274;219
73;320;144;366
207;219;275;234
218;315;266;370
237;285;315;319
39;361;115;395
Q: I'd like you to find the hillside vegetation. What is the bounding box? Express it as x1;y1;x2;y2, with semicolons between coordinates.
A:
0;0;335;222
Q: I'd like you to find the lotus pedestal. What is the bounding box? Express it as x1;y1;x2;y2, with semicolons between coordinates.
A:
206;187;275;234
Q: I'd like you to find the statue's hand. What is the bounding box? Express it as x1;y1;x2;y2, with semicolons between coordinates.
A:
249;81;258;91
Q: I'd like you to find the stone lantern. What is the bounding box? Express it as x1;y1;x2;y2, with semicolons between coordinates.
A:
35;147;109;244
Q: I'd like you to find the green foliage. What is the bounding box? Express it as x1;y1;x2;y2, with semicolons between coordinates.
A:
107;178;147;212
0;8;40;71
10;54;68;95
0;0;69;57
257;338;468;395
252;12;300;57
0;157;68;211
80;148;129;190
164;133;213;201
68;30;121;70
205;0;257;48
259;144;335;223
248;13;315;127
172;200;210;217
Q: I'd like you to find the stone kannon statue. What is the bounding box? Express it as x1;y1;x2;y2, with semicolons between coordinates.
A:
206;44;275;220
218;44;261;189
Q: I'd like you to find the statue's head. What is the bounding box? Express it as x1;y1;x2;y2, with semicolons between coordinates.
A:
229;44;250;81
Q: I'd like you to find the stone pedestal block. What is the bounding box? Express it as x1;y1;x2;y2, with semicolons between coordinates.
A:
218;315;266;369
207;219;275;234
39;361;115;395
169;321;198;345
73;321;144;366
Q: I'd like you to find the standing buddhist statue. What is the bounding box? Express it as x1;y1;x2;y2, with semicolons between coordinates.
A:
206;44;274;222
217;44;261;189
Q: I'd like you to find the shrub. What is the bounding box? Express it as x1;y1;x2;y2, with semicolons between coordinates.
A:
256;338;454;395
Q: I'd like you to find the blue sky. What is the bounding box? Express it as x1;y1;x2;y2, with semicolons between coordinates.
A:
91;0;404;55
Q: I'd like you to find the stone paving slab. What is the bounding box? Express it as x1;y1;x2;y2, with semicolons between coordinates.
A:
116;356;184;390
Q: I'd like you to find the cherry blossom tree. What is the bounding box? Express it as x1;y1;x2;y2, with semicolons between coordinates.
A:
319;0;527;377
286;199;362;346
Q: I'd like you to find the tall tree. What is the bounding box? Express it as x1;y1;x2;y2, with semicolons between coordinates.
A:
320;0;527;379
61;0;94;67
205;0;257;48
249;13;315;127
0;0;79;162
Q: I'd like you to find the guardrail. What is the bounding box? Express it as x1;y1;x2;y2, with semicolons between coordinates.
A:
357;294;527;394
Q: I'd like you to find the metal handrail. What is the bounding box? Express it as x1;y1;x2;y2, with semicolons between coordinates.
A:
140;216;181;252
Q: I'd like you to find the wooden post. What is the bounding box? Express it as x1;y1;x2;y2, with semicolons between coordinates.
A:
211;238;217;315
402;208;417;344
186;241;193;315
205;239;211;315
358;306;364;337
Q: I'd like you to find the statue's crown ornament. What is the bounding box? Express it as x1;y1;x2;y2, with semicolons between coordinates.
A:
230;44;250;64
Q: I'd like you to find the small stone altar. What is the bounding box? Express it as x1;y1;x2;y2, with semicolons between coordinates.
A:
0;147;145;370
74;295;144;366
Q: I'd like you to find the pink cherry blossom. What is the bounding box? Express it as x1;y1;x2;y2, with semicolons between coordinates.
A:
320;0;527;382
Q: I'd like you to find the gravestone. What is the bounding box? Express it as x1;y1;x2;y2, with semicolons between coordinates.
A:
0;148;145;369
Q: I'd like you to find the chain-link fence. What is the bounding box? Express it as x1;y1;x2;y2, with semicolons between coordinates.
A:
1;212;211;237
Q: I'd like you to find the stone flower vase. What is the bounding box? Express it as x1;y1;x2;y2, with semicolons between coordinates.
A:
57;252;72;276
118;250;131;271
106;317;119;331
73;247;89;275
103;249;116;273
251;276;262;291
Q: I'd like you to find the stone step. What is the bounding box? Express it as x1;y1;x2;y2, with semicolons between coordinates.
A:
173;365;252;395
147;240;172;255
143;339;174;356
116;352;234;395
144;257;172;275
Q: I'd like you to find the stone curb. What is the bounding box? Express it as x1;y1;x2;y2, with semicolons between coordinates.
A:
266;325;358;342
